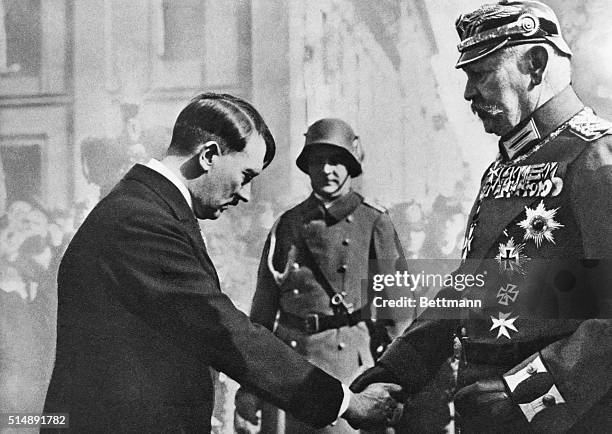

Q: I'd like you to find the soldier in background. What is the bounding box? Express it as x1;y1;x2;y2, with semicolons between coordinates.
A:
235;118;411;433
351;1;612;432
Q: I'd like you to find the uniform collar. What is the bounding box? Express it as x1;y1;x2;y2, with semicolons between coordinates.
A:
311;190;362;222
499;86;584;161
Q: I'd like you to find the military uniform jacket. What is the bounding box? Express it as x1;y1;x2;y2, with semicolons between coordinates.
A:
378;87;612;433
43;165;345;433
251;191;408;383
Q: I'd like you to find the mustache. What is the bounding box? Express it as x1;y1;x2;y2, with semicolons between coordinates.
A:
471;102;504;117
225;196;241;207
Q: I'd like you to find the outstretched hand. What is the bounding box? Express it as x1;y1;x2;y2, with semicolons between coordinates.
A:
343;383;404;430
454;378;524;431
350;364;401;393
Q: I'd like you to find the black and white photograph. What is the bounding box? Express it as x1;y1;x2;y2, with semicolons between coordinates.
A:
0;1;610;433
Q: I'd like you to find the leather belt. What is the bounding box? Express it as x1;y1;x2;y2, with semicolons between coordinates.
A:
279;309;367;334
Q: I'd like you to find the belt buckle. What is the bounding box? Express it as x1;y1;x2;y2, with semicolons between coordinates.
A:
330;293;344;306
305;313;320;333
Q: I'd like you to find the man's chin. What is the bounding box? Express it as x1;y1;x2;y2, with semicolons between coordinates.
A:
479;117;503;136
315;185;341;198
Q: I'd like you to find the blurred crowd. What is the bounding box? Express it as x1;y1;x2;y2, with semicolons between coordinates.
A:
390;195;468;262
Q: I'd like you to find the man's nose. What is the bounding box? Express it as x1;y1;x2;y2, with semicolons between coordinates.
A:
322;162;334;174
464;78;477;101
236;183;251;203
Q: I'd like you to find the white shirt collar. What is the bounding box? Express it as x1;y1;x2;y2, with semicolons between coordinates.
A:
144;159;193;210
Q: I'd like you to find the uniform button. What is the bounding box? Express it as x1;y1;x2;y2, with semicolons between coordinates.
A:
346;215;353;223
526;364;537;375
342;238;350;246
290;340;298;348
292;289;300;295
338;342;346;350
542;394;556;406
338;264;347;273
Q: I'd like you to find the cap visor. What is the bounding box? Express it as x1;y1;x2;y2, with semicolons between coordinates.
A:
545;35;573;57
455;39;509;68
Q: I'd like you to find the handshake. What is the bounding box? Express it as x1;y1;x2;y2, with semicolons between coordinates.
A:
235;380;404;432
342;382;404;429
237;364;522;433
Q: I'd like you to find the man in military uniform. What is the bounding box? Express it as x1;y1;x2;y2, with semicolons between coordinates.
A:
235;118;411;433
351;1;612;432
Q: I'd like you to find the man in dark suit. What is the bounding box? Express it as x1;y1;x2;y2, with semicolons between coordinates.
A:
351;1;612;432
43;93;402;433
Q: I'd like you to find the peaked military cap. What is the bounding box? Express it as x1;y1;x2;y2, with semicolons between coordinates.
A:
455;0;572;68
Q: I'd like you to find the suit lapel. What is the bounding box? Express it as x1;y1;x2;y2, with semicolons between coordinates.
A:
183;219;221;289
123;165;221;287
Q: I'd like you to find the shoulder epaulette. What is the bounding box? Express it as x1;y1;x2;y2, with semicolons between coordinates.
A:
568;108;612;142
362;197;387;213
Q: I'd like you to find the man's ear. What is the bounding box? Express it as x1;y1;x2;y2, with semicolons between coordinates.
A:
180;141;220;180
526;45;549;86
198;141;221;171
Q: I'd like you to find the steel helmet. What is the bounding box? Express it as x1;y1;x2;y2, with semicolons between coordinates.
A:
296;118;364;177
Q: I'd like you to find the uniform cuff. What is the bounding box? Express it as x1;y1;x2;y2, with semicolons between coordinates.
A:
503;353;576;429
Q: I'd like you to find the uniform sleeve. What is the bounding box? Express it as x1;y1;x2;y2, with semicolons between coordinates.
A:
100;206;343;428
377;320;458;394
501;138;612;432
370;212;459;391
250;233;281;330
572;137;612;258
371;212;416;332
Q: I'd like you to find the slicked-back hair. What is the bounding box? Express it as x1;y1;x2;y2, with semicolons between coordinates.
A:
168;93;276;168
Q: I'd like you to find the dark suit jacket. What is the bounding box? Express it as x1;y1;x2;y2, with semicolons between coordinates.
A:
43;165;343;433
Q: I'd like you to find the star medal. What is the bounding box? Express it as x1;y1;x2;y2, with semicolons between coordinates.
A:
490;312;519;339
518;200;563;247
496;237;529;275
497;284;519;306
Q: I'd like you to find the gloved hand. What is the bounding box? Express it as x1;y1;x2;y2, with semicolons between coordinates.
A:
350;364;401;394
454;377;525;432
234;388;262;426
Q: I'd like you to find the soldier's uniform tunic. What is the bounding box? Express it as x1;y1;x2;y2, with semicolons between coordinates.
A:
378;87;612;433
251;190;408;433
